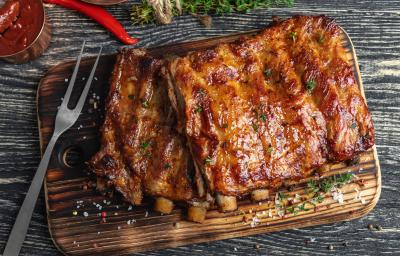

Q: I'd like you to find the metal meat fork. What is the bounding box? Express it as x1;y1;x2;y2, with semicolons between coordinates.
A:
3;42;102;256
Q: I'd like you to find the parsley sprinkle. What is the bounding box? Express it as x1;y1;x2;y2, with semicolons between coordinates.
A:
204;156;213;164
264;69;272;77
351;123;357;129
317;34;325;44
128;94;135;100
222;123;228;128
267;147;273;153
140;140;151;149
260;113;267;122
163;163;171;169
252;123;259;132
306;79;316;92
289;31;297;41
195;106;203;113
141;99;149;108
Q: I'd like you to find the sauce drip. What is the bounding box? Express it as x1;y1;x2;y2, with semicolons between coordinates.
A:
0;0;44;56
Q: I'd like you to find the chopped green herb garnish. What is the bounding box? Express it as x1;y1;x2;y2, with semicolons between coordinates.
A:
351;123;357;129
222;123;228;129
195;105;203;113
252;123;258;132
267;147;273;153
141;99;149;108
278;191;287;200
317;35;324;44
204;156;213;164
298;203;309;211
289;31;297;41
163;163;171;169
260;113;267;122
264;69;272;77
198;88;206;95
276;173;355;216
306;79;316;92
140;140;151;149
128;94;135;100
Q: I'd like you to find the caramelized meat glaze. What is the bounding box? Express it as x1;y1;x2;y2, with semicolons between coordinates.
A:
166;15;375;197
89;49;198;205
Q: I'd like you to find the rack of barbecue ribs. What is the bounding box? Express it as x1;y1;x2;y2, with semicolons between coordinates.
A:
90;15;375;221
165;15;375;212
89;49;210;222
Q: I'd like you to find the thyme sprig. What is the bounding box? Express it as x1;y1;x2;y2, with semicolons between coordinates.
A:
131;0;294;25
275;173;355;216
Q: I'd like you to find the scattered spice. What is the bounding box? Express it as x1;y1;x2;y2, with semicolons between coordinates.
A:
267;146;273;153
328;244;334;251
350;122;357;129
128;94;135;100
163;163;172;169
83;211;89;217
276;173;355;216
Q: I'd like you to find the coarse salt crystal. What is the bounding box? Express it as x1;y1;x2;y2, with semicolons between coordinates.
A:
65;78;68;82
83;212;89;217
117;226;121;230
332;191;344;204
145;211;149;217
128;205;132;211
127;220;131;225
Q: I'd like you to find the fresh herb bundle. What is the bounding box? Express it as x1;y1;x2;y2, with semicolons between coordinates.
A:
131;0;294;25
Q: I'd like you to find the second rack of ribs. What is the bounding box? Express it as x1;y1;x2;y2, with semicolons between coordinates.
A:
166;15;374;210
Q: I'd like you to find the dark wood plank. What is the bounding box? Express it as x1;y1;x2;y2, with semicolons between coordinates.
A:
0;1;399;255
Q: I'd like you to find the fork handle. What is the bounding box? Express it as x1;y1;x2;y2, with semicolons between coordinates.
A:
3;135;59;256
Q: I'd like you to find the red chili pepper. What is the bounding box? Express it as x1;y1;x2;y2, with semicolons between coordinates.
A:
43;0;138;45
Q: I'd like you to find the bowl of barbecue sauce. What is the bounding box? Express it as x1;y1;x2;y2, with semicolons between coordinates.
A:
0;0;51;64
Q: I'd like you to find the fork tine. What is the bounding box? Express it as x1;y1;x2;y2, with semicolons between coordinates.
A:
73;46;103;114
60;41;86;109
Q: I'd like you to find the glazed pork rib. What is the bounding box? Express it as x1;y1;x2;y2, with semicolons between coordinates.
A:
89;49;207;220
166;15;375;211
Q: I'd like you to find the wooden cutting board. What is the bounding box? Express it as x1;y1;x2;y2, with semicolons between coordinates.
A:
37;28;381;255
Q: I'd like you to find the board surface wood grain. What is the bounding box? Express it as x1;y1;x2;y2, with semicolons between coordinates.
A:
37;27;381;255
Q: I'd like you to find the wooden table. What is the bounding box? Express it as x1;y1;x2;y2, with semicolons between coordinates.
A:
0;0;399;255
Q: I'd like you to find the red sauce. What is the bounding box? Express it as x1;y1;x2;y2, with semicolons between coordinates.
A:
0;0;44;56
